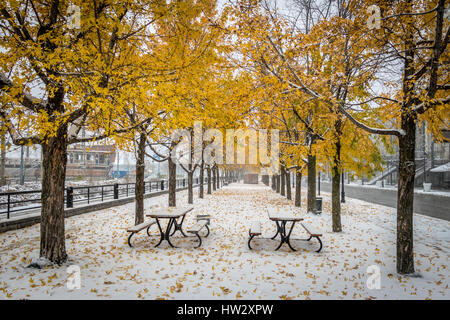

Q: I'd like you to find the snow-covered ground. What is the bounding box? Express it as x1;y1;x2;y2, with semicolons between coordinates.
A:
0;183;448;300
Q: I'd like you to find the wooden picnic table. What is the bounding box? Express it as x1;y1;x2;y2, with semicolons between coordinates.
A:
268;210;303;251
146;206;193;248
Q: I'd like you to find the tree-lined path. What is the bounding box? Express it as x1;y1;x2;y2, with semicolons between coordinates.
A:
0;182;447;299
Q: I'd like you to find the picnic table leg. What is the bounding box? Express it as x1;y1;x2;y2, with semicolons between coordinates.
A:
285;221;297;252
169;215;188;237
274;221;285;251
164;218;177;248
154;218;164;248
271;221;281;239
274;221;297;252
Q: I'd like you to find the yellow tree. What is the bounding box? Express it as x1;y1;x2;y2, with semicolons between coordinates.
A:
230;0;449;274
0;0;171;265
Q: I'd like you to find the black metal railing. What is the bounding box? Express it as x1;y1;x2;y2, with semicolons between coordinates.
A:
0;177;221;220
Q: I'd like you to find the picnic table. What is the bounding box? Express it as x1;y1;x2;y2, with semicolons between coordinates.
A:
146;206;193;248
268;210;304;251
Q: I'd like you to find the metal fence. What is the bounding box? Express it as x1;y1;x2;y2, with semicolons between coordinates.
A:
0;177;211;219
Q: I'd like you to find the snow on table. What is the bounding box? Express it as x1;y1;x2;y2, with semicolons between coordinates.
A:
0;183;448;300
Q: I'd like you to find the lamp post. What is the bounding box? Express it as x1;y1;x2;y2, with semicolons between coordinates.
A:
341;171;345;203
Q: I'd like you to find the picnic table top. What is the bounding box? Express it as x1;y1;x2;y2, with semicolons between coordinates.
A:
267;210;304;222
146;206;193;218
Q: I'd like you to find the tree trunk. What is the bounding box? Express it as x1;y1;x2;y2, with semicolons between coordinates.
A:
332;133;342;232
286;170;291;200
331;166;342;233
271;175;276;190
207;166;212;194
134;132;146;225
295;171;301;207
188;166;193;204
280;166;286;196
39;130;68;264
276;174;280;193
212;166;217;191
168;156;176;207
396;115;416;274
199;161;204;198
216;168;220;189
307;154;316;213
0;133;6;186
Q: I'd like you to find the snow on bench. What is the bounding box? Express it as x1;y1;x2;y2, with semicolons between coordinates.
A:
127;221;156;233
187;220;210;248
127;221;156;247
248;221;261;249
300;223;323;252
249;221;261;236
126;205;160;247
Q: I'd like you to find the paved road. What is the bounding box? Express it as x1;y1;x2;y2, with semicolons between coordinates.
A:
319;182;450;221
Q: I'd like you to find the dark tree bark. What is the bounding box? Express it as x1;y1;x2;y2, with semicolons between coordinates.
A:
168;156;176;207
286;170;291;200
271;175;276;190
0;133;6;186
331;151;342;233
280;166;286;196
295;171;301;207
396;115;416;274
199;161;204;198
276;174;280;193
187;165;193;204
212;166;217;191
307;154;316;213
216;167;220;189
134;132;146;225
207;166;212;194
332;123;343;232
39;128;68;264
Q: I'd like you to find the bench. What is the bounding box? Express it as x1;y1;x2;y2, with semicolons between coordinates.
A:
127;204;160;247
300;223;323;252
127;221;157;247
187;220;210;248
248;221;261;250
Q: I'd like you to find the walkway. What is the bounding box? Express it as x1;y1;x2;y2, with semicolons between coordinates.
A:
0;183;448;299
319;182;450;221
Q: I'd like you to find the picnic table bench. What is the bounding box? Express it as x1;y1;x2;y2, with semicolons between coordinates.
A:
147;206;193;248
300;223;323;252
247;210;323;252
187;219;210;248
127;221;156;247
126;205;160;247
248;221;261;250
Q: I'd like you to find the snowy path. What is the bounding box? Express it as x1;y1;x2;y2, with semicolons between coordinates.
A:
0;183;448;299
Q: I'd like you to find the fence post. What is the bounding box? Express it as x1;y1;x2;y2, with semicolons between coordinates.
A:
114;183;119;199
161;180;164;190
66;187;73;208
7;194;10;219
